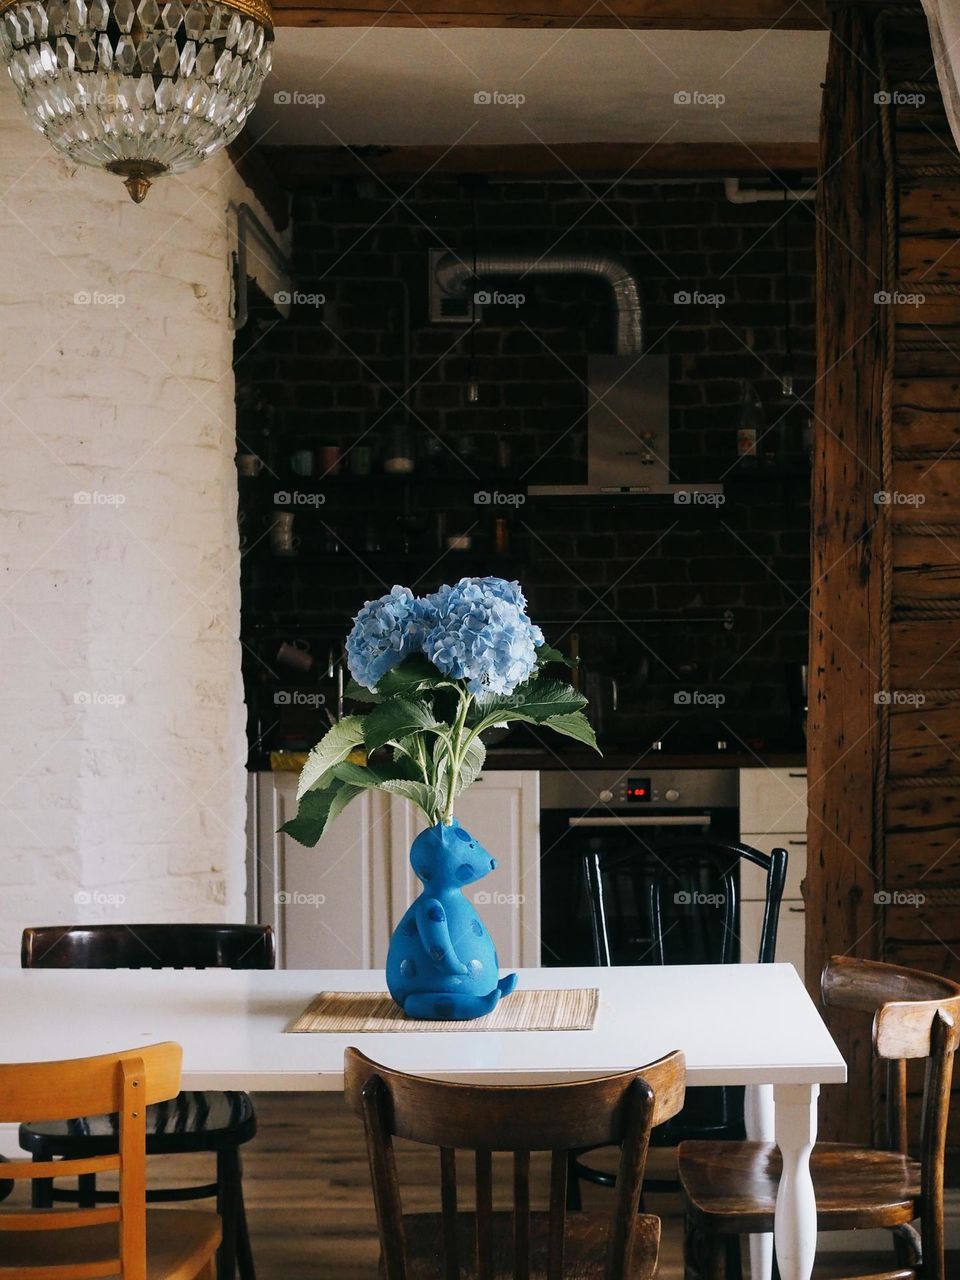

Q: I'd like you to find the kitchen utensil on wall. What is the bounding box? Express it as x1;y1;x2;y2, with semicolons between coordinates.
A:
350;446;373;476
290;449;315;477
268;511;300;556
237;453;263;477
319;445;342;475
276;639;314;672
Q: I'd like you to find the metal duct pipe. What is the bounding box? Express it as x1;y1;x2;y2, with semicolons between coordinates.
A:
433;251;644;355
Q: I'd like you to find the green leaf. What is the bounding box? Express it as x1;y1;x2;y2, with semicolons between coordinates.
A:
476;679;586;728
456;736;486;795
344;678;380;704
379;779;441;823
376;655;448;698
543;710;601;752
537;643;577;669
280;780;364;846
393;734;430;779
363;698;439;754
296;715;366;801
332;760;401;789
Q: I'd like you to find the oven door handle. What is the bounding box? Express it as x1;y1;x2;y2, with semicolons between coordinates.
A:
568;815;712;828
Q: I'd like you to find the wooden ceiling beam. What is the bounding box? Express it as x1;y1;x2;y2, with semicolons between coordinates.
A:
259;140;818;184
272;0;827;29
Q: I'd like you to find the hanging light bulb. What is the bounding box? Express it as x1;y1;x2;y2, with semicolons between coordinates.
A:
0;0;273;202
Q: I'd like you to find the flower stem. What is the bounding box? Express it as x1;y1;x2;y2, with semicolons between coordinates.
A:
442;690;472;825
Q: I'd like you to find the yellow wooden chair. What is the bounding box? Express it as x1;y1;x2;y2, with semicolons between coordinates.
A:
0;1043;221;1280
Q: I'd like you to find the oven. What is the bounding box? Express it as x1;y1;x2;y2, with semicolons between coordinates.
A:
539;768;740;967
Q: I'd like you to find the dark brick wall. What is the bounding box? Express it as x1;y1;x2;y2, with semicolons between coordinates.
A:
236;177;814;754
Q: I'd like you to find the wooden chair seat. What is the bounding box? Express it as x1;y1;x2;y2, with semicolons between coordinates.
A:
0;1209;221;1279
20;1091;257;1157
389;1210;661;1280
679;1139;921;1234
807;1258;914;1280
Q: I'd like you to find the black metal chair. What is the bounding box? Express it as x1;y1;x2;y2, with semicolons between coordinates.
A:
568;837;788;1213
19;923;275;1280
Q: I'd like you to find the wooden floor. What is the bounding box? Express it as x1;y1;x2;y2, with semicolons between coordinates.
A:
163;1093;687;1279
8;1093;957;1278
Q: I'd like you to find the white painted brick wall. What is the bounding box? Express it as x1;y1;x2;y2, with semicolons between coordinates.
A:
0;76;284;962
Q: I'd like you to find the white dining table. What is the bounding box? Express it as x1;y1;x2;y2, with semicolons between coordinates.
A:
5;962;844;1280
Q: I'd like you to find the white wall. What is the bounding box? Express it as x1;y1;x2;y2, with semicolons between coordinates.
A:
0;77;281;961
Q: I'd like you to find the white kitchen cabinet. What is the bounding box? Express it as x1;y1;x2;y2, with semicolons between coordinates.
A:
249;770;541;971
739;767;807;973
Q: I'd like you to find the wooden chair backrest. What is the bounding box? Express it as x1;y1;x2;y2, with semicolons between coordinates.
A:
822;956;960;1280
21;923;276;970
584;837;788;967
344;1046;686;1280
0;1043;182;1280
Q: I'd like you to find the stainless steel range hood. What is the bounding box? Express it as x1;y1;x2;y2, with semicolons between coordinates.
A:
528;354;723;499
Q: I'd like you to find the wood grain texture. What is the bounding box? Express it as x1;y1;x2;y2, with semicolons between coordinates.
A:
893;533;960;602
260;141;820;183
891;619;960;688
890;461;960;523
807;4;888;1147
344;1047;682;1279
270;0;827;29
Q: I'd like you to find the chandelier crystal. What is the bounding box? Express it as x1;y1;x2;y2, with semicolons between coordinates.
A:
0;0;273;202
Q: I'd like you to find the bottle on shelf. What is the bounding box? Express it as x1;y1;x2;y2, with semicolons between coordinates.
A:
735;380;765;471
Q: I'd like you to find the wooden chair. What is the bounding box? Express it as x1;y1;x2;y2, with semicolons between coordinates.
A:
570;838;788;1209
0;1042;221;1279
678;956;960;1280
344;1044;687;1280
19;924;275;1280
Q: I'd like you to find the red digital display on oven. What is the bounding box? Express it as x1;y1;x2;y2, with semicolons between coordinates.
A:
626;778;651;802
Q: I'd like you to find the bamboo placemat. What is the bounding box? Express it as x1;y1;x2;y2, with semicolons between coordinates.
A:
287;988;599;1033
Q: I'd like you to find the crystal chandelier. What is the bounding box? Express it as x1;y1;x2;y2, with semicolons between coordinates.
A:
0;0;273;202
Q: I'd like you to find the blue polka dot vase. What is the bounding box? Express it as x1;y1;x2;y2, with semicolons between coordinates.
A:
386;819;518;1020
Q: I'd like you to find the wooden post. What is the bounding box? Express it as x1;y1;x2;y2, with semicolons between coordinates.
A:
807;4;887;1145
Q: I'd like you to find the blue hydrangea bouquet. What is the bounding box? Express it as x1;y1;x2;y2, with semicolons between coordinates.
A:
282;576;598;1019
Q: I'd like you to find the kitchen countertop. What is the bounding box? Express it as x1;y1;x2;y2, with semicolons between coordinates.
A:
482;747;807;771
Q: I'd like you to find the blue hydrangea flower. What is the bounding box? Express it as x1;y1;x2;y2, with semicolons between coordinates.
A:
346;586;431;690
423;577;544;697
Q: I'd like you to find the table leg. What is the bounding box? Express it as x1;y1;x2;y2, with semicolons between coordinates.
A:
773;1082;819;1280
744;1084;774;1280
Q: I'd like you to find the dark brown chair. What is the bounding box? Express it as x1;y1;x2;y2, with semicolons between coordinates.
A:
344;1044;687;1280
19;924;276;1280
678;956;960;1280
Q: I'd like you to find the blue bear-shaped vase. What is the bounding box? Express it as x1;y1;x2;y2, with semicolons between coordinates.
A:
386;819;518;1020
